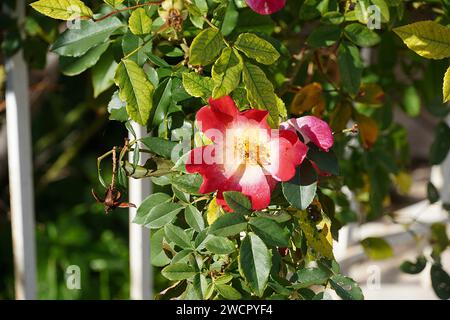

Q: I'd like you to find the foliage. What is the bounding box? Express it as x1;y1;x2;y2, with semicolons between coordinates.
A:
4;0;446;300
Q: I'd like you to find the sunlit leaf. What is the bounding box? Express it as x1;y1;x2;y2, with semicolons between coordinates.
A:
394;21;450;60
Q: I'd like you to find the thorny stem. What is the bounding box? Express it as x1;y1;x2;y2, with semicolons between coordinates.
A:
97;149;114;188
111;146;117;187
191;195;210;204
87;1;164;22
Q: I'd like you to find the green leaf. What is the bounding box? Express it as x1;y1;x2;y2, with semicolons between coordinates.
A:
307;25;341;48
208;214;247;237
185;205;205;232
133;192;172;224
431;264;450;300
186;2;205;29
282;160;318;210
141;136;178;159
307;145;339;175
221;0;239;36
214;274;233;285
242;63;279;127
223;191;251;215
172;249;193;264
360;237;393;260
92;48;118;98
402;85;421;117
151;77;172;127
344;23;381;47
60;42;109;76
393;21;450;60
400;256;427;274
122;33;152;66
248;217;289;247
371;0;390;23
330;275;364;300
205;235;236;254
107;91;128;121
164;224;193;249
51;17;123;57
430;223;449;255
172;185;190;203
104;0;124;6
128;8;152;35
321;11;344;25
212;48;243;99
161;263;196;281
235;33;280;65
150;228;171;267
444;66;450;103
192;273;208;299
115;59;154;126
338;43;363;95
295;210;333;260
239;233;271;297
182;72;213;98
299;0;324;20
234;9;275;35
215;284;242;300
255;210;291;223
30;0;93;20
430;122;450;165
171;174;203;195
292;267;331;289
189;28;224;66
144;202;184;229
427;182;440;204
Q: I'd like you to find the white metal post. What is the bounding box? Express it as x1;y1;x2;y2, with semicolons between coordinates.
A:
128;124;152;300
430;115;450;204
5;0;37;300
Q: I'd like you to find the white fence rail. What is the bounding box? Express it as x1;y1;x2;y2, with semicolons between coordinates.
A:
5;0;37;300
128;124;152;300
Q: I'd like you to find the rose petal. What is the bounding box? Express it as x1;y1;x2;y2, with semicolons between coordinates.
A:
236;165;272;210
246;0;286;15
284;116;334;152
241;109;270;128
280;130;309;166
185;146;226;194
196;96;238;139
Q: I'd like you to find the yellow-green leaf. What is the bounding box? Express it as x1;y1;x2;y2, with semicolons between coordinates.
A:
129;8;152;36
212;48;243;99
360;237;393;260
393;21;450;60
189;28;224;66
242;63;279;127
104;0;125;7
443;66;450;103
235;33;280;65
30;0;93;20
115;59;154;126
295;210;333;260
206;197;224;225
182;72;213;98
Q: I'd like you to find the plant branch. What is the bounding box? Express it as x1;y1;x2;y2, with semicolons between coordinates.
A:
89;1;164;23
